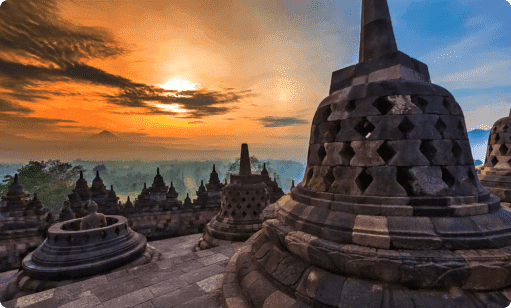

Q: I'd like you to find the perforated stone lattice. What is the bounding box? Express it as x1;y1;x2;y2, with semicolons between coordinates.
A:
218;186;270;221
304;94;483;197
484;118;511;169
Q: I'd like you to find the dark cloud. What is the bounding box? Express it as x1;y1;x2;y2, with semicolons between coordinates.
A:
0;113;77;130
188;120;204;124
0;0;255;120
0;98;34;114
258;116;308;127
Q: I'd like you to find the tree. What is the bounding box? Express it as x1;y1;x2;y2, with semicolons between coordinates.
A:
0;160;85;217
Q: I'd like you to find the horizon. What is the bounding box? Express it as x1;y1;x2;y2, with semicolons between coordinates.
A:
0;0;510;163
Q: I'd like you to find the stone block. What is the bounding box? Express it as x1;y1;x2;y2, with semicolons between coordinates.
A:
338;278;383;308
352;215;391;249
336;118;372;141
330;201;353;213
351;140;385;166
364;166;408;196
296;267;345;306
312;105;332;125
345;258;402;283
306;166;333;192
408;166;451;196
271;256;308;287
317;121;339;143
380;205;413;216
385;95;422;115
387;216;442;250
322;142;344;166
430;217;489;249
366;115;406;140
385;140;430;166
410;95;449;114
307;144;326;165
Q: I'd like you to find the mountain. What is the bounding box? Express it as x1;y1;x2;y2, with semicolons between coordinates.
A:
89;130;120;141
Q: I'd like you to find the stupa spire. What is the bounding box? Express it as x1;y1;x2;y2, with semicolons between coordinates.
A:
359;0;398;63
239;143;251;175
80;171;83;179
14;173;18;184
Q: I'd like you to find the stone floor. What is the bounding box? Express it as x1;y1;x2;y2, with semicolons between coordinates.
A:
0;233;243;308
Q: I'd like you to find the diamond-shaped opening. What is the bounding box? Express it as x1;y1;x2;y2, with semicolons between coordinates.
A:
222;210;227;217
231;211;236;218
411;96;428;113
457;120;466;135
66;235;72;243
102;231;107;239
468;168;478;188
115;227;120;235
373;96;394;115
339;142;355;164
325;167;335;190
442;98;451;111
355;168;373;193
451;141;463;162
377;141;396;163
246;191;250;195
313;105;332;124
236;191;241;196
398;116;415;138
237;204;242;209
345;100;356;112
54;235;58;243
507;158;511;168
500;144;509;156
435;118;447;138
241;198;246;202
251;197;255;201
491;156;499;167
256;202;261;208
318;145;327;163
441;167;455;188
396;167;413;196
504;124;509;131
354;118;375;138
305;167;314;186
253;210;258;217
419;140;437;163
495;134;501;143
313;125;321;143
255;190;259;195
241;211;247;218
247;204;251;209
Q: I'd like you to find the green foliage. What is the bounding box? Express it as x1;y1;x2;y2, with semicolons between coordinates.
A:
1;160;85;217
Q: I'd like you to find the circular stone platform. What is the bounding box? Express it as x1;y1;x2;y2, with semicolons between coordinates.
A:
22;215;147;280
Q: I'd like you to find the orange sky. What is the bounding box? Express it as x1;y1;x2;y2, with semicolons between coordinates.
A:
0;0;365;163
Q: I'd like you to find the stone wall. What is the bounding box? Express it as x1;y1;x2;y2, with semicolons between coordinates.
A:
0;230;44;273
125;207;221;240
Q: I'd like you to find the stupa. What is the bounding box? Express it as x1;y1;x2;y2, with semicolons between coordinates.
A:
90;170;108;207
102;185;121;214
166;181;181;210
222;1;511;307
195;144;270;251
195;180;208;208
261;163;285;203
6;200;161;300
478;109;511;208
205;164;225;208
0;174;52;272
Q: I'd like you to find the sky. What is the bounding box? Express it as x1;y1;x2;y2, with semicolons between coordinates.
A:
0;0;510;164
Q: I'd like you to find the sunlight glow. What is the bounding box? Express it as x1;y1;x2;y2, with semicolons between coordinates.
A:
156;103;187;113
161;77;196;91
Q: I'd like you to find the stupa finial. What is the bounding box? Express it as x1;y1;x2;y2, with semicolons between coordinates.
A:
359;0;398;63
80;171;83;179
239;143;251;175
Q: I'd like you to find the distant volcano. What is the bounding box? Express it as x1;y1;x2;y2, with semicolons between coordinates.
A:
89;130;121;140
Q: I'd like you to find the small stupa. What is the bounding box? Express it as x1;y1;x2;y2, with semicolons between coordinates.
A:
478;109;511;208
195;144;270;251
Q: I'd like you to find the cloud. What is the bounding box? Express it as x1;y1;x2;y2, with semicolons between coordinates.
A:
258;116;308;127
0;113;77;130
0;0;255;121
0;98;34;113
188;120;204;124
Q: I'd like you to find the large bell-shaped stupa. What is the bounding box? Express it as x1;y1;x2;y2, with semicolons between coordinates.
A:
221;1;511;307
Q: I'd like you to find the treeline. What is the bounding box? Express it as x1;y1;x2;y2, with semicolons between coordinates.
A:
0;159;306;217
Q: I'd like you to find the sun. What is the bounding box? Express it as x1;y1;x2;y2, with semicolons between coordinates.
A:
161;77;196;91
